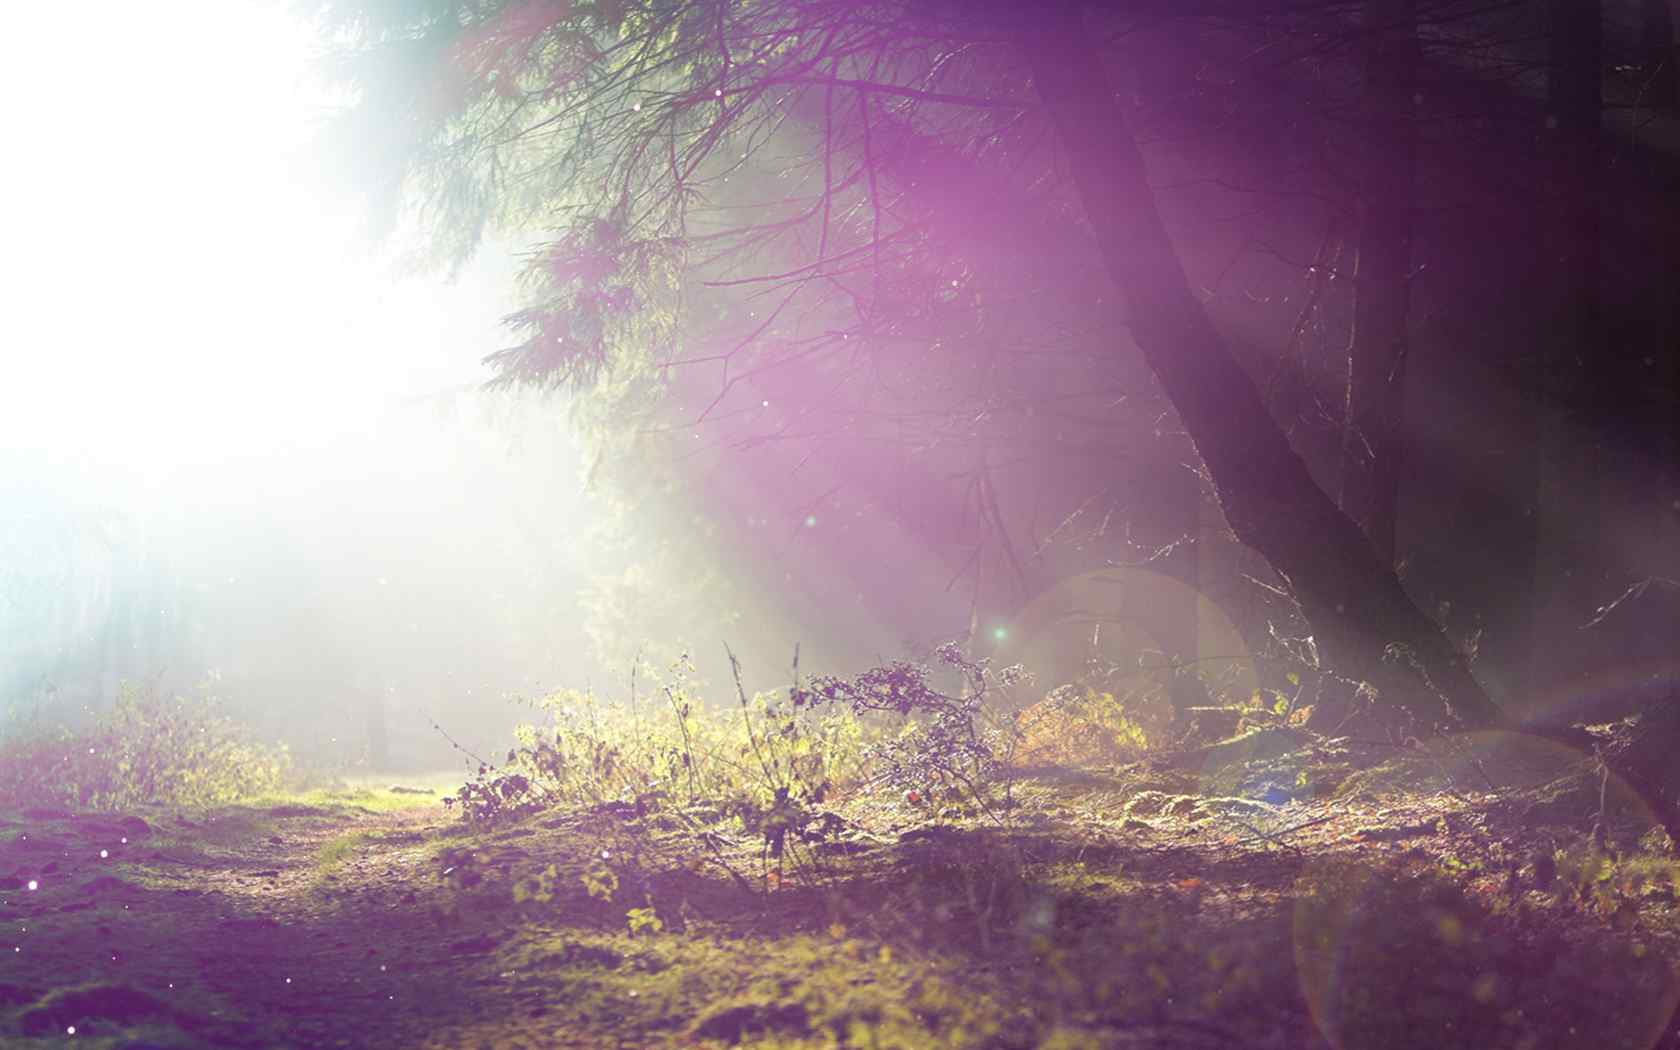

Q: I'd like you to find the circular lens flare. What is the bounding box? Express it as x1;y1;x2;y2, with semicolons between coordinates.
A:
1293;730;1677;1050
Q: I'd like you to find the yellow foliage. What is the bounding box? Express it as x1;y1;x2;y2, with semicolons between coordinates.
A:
1013;686;1160;767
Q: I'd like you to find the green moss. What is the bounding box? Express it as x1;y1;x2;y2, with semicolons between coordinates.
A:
14;982;181;1037
315;831;371;874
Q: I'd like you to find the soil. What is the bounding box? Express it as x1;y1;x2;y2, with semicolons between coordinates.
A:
4;735;1680;1050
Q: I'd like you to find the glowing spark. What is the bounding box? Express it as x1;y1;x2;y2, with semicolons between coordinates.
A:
26;880;37;892
993;627;1008;642
805;515;817;528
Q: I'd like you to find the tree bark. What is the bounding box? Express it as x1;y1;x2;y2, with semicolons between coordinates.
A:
1021;6;1502;731
1339;0;1419;569
1307;0;1420;732
1528;0;1604;697
1158;463;1205;716
1640;0;1678;110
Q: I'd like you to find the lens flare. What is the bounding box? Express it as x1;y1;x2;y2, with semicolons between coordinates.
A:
1293;730;1678;1050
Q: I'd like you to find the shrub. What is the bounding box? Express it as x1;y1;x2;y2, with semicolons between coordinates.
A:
1014;685;1155;767
444;644;1029;901
445;651;872;826
790;641;1028;816
0;683;289;811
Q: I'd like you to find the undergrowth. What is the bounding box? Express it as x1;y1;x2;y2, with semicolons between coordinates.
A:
440;644;1050;915
0;683;290;811
8;648;1678;1049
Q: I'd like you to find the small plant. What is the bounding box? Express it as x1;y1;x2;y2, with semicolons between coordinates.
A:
1547;838;1680;920
444;764;546;824
580;862;621;902
625;904;663;936
512;864;562;904
791;642;1028;820
315;832;369;876
1019;683;1155;765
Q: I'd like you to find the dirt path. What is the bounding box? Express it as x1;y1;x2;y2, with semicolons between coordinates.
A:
6;761;1680;1050
0;791;580;1049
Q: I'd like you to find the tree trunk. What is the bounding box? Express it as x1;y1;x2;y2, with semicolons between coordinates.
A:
1338;0;1419;569
1308;0;1420;732
1021;6;1502;732
1159;463;1205;717
1528;0;1604;698
366;690;391;770
1640;0;1678;110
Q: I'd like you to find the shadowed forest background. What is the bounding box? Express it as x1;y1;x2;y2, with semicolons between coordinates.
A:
3;1;1680;1048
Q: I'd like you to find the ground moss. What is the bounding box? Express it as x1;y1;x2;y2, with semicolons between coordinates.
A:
314;831;371;874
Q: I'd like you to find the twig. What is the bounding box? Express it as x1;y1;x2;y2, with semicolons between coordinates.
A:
428;716;493;769
726;643;779;788
1581;577;1680;630
628;646;646;768
664;679;701;798
1222;813;1335;850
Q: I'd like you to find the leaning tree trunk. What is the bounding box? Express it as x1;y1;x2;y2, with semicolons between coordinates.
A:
1020;6;1502;732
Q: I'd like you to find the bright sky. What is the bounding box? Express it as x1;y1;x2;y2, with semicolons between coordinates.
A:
2;1;517;491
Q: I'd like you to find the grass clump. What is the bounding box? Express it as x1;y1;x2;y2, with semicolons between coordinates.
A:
315;831;371;875
0;683;290;811
257;780;454;816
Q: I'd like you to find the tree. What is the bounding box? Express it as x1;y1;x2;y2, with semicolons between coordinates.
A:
1639;0;1677;110
1337;0;1418;570
1019;5;1498;730
1526;0;1605;697
310;0;1503;730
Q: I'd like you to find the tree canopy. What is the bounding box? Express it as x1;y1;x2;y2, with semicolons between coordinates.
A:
307;0;1680;732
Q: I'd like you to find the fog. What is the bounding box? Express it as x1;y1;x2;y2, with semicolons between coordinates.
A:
0;0;925;765
13;0;1669;784
0;1;852;772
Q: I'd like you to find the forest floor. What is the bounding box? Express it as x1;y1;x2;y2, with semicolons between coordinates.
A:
5;732;1680;1050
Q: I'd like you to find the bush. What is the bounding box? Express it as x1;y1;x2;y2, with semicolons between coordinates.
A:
445;651;872;824
792;642;1029;814
443;644;1050;919
1014;684;1156;767
447;645;1042;828
0;683;290;811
